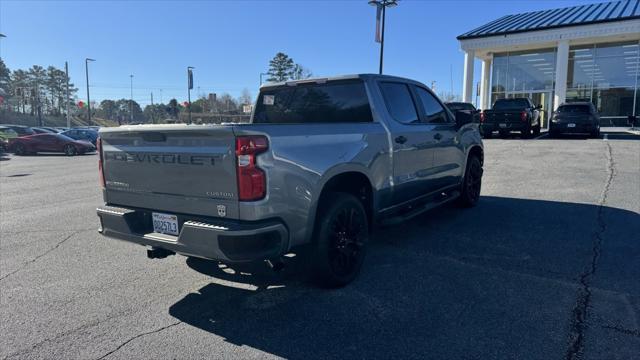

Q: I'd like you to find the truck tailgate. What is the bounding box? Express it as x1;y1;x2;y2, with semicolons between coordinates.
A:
99;125;238;218
485;111;523;124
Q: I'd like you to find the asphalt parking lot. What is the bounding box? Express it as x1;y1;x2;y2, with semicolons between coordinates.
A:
1;131;639;360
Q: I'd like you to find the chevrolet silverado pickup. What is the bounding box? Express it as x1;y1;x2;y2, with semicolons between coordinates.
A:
480;98;541;138
96;74;484;287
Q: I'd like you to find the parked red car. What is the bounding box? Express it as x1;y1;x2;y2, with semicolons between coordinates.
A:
9;133;96;156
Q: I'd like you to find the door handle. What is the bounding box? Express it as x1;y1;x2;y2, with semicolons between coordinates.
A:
434;133;442;141
394;136;407;144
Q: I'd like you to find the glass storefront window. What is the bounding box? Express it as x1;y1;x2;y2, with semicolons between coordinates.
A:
566;41;640;123
491;55;508;93
594;87;636;125
491;41;640;125
491;50;556;93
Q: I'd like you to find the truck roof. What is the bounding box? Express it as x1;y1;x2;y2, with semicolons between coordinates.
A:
259;73;426;89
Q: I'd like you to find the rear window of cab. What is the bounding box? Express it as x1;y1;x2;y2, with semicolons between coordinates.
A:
253;80;373;124
558;105;591;113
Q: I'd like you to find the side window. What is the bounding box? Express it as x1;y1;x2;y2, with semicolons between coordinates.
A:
415;87;449;124
379;82;419;125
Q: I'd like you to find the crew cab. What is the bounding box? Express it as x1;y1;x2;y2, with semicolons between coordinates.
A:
481;98;541;138
96;74;484;287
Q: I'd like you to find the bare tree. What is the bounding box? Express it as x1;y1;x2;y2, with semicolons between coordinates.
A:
291;64;312;80
438;91;461;102
238;88;252;105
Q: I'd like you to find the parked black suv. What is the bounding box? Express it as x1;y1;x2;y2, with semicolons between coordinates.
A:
549;102;600;138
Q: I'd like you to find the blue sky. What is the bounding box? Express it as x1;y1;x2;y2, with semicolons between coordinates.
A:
1;0;598;106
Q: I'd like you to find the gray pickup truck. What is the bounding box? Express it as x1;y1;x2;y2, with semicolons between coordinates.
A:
96;74;484;287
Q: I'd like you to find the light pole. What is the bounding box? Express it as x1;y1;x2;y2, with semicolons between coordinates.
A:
129;74;134;123
260;72;268;86
85;58;95;125
187;66;194;124
0;33;5;55
65;61;70;128
368;0;397;75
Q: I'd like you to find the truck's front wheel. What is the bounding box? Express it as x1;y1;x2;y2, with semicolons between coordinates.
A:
312;193;369;287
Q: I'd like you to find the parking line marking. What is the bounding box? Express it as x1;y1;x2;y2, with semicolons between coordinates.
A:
534;133;548;140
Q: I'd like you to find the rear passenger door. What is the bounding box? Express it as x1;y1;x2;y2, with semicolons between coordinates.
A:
378;82;438;205
413;86;464;189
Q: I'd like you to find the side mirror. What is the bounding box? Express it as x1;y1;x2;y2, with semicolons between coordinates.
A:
455;110;474;128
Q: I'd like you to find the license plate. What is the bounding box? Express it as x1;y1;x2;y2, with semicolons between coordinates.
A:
568;123;576;128
152;212;179;236
499;123;507;128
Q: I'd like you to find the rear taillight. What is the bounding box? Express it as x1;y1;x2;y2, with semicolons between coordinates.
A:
520;111;527;122
480;111;485;123
97;137;105;188
236;135;268;201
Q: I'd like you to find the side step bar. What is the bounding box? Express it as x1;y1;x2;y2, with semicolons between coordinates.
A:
380;190;460;227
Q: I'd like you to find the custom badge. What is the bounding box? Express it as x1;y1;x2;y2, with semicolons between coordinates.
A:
217;205;227;217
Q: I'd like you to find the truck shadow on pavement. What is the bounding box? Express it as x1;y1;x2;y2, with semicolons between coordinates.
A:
169;196;640;359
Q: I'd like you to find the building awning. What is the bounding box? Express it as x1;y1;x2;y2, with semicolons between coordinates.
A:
457;0;640;40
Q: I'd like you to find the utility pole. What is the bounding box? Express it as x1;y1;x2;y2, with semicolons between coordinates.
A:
150;92;154;124
85;58;95;125
65;61;70;128
369;0;398;75
187;66;194;124
129;74;134;123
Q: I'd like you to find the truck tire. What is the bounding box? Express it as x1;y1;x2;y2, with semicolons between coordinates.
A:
521;126;533;139
312;192;369;288
533;125;541;137
458;155;482;208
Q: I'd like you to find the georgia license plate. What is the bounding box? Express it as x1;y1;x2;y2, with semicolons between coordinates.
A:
499;123;507;128
568;123;576;128
152;212;179;236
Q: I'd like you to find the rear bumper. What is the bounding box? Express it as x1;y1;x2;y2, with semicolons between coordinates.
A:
549;123;598;134
481;122;527;133
96;205;289;262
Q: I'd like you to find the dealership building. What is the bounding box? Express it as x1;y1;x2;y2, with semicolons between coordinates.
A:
458;0;640;127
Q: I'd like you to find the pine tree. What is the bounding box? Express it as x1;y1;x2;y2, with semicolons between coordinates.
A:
267;52;295;82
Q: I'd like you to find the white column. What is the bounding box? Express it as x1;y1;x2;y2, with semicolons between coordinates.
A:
462;50;475;103
479;57;492;110
553;40;570;110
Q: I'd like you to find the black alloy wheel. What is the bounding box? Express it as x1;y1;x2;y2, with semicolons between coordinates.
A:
458;155;482;207
313;193;369;287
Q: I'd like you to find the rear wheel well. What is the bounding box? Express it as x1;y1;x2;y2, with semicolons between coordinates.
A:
316;172;373;229
468;146;483;166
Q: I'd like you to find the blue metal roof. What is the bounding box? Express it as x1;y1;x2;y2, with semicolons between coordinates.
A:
457;0;640;40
